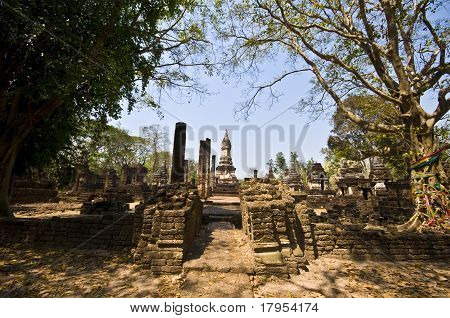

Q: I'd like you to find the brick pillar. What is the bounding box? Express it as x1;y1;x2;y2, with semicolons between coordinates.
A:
197;140;206;197
171;122;187;183
211;155;216;192
205;138;211;198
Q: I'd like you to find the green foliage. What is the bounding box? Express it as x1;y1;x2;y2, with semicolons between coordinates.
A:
187;160;198;182
324;95;409;180
88;125;150;175
1;0;208;183
1;0;176;115
28;123;153;186
269;151;314;183
298;157;315;186
15;117;108;186
322;148;340;188
274;152;287;179
289;152;300;172
145;151;172;182
266;159;275;173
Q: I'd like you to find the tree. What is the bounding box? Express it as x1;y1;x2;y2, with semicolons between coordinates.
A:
141;125;170;178
188;159;198;182
325;95;410;179
88;125;150;175
145;151;172;182
274;152;288;179
289;152;300;171
15;118;108;188
212;0;449;229
0;0;210;217
298;157;315;185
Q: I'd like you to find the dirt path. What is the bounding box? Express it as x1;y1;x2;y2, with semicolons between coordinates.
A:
180;202;255;297
183;221;254;273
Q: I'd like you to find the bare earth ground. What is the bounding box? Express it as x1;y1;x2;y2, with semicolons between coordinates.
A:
255;258;449;298
11;202;82;218
0;245;181;298
1;239;449;298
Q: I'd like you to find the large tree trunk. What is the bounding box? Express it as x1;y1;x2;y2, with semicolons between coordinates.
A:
0;140;19;218
0;95;63;217
398;116;447;231
71;167;81;192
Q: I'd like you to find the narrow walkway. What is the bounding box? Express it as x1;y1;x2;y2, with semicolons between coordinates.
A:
181;202;256;297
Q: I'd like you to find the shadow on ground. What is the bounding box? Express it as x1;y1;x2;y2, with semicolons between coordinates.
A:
0;244;179;297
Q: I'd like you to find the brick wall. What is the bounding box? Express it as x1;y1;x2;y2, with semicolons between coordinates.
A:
298;220;449;261
0;213;136;250
241;179;449;277
305;184;414;226
10;179;58;203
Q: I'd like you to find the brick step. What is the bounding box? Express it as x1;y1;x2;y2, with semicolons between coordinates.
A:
202;210;241;228
211;192;239;196
205;200;240;206
183;265;254;274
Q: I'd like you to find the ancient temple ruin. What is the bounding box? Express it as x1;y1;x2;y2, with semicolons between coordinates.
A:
214;130;238;195
336;159;371;198
3;121;447;286
171;122;187;183
307;163;330;192
197;138;211;198
369;156;392;193
284;158;303;191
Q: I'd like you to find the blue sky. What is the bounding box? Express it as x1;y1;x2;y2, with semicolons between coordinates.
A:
111;65;331;178
111;67;441;179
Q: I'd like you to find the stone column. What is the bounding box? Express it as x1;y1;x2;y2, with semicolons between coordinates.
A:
171;122;187;183
205;138;211;198
211;155;216;191
183;160;189;183
197;140;206;197
253;169;258;179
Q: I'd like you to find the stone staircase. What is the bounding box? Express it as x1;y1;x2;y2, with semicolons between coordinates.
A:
211;183;239;196
202;205;242;228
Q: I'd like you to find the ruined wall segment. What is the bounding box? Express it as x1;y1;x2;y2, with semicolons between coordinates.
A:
240;178;449;277
0;213;136;249
133;183;203;275
240;179;306;277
